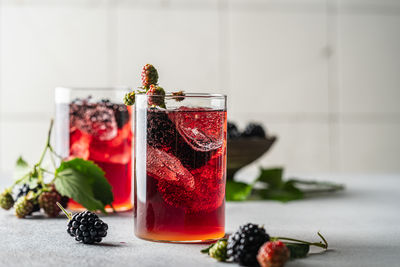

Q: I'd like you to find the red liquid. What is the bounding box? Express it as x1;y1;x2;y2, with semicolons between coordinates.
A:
68;100;133;211
134;107;227;242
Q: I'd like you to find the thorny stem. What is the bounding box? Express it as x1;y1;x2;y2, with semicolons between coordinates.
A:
272;231;328;249
56;202;72;220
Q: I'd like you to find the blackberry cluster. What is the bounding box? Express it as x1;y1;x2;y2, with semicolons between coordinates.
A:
228;122;267;139
242;123;266;139
141;64;159;88
227;122;241;139
102;99;130;129
227;223;270;266
0;190;14;210
67;211;108;244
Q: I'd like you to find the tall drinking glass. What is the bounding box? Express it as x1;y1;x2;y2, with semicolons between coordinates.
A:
55;87;133;212
134;93;227;242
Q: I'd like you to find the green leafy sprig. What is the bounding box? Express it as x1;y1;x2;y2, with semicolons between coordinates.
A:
226;167;345;202
5;119;114;213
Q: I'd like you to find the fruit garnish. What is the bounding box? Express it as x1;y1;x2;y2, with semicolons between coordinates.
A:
14;195;34;218
146;84;166;108
57;203;108;245
123;64;185;108
141;63;159;88
172;90;185;102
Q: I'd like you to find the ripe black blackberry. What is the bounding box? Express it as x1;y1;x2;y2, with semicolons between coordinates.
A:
227;223;270;266
241;123;266;139
64;209;108;245
227;122;240;139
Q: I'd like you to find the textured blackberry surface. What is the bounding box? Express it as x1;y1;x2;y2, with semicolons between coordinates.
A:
227;223;270;266
67;211;108;244
241;123;266;139
227;122;241;139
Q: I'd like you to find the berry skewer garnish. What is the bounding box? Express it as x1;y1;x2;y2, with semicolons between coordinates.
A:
201;223;328;267
123;64;185;107
57;202;108;245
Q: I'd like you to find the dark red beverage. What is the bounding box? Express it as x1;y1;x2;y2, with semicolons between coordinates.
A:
134;105;227;242
68;99;133;211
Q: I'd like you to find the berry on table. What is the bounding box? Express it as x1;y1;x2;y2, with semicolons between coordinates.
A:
227;122;241;139
241;123;266;138
227;223;270;266
141;64;159;88
39;188;63;218
14;196;34;218
0;189;14;210
16;183;42;213
257;241;290;267
209;239;228;262
58;203;108;245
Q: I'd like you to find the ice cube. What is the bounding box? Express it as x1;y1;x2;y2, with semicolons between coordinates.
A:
146;146;195;191
168;107;225;152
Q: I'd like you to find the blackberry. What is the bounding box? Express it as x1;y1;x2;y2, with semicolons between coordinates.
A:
146;84;166;107
66;210;108;244
0;190;14;210
39;190;62;217
227;223;270;266
104;101;130;129
16;183;42;213
14;196;34;218
209;239;228;262
227;122;241;139
257;241;290;267
241;123;266;139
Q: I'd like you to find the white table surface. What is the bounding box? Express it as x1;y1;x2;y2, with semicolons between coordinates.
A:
0;173;399;267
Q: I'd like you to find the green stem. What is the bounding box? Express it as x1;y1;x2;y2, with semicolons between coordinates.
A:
36;119;54;167
56;202;72;220
272;231;328;249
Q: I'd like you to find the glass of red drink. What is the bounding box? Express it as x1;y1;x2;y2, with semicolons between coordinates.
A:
134;93;227;242
55;87;133;212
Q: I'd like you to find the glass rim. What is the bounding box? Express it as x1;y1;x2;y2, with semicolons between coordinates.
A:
136;92;227;99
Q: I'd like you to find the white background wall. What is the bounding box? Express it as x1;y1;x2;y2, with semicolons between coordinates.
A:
0;0;399;175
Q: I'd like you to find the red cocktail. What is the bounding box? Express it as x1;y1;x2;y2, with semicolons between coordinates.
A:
55;87;133;212
134;94;227;242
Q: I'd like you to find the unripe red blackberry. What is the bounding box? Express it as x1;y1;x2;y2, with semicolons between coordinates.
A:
14;196;34;218
146;84;166;107
39;190;62;217
0;190;14;210
141;64;159;88
257;241;290;267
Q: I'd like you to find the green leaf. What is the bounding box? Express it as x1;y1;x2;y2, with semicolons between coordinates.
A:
54;168;105;211
226;180;253;201
285;242;310;259
55;158;114;211
258;181;304;202
14;156;30;180
257;168;284;188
